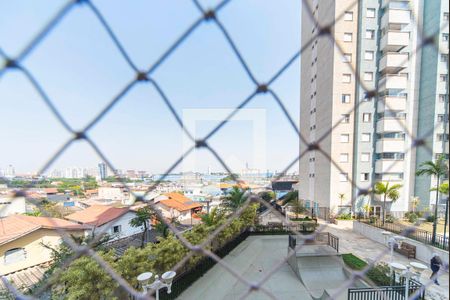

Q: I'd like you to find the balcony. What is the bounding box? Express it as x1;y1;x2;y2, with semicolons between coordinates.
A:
381;0;411;9
381;8;410;27
378;74;408;91
375;159;404;173
380;31;409;51
379;53;408;73
377;95;407;111
376;139;405;153
376;118;406;133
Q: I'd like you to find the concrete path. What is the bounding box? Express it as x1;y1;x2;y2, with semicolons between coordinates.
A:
323;221;449;300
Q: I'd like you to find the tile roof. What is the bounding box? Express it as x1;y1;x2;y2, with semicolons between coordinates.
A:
65;205;130;226
159;193;202;212
44;188;59;194
0;262;50;291
0;215;85;246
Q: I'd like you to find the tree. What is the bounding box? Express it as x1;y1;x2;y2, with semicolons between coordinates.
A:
280;191;299;206
416;155;448;244
411;197;420;213
259;191;275;202
54;251;118;300
289;199;306;219
220;173;239;182
201;207;224;227
363;203;371;219
373;182;402;226
222;186;247;211
129;207;154;247
338;193;346;206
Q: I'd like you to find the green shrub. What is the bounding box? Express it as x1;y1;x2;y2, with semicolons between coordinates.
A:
367;263;391;286
337;213;352;220
342;254;367;270
407;212;418;223
369;215;378;223
385;215;397;223
426;215;436;222
342;254;391;286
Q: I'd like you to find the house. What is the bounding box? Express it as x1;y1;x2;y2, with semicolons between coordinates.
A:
0;215;85;275
0;195;26;217
65;205;144;241
155;193;203;223
98;187;128;202
44;188;59;195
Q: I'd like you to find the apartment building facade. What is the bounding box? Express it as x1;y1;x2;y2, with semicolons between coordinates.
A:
299;0;449;218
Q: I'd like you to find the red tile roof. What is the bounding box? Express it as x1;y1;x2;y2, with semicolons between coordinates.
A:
65;205;130;226
0;215;85;246
44;188;59;194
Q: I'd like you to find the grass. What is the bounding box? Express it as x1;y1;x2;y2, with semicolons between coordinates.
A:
342;253;391;286
342;253;367;270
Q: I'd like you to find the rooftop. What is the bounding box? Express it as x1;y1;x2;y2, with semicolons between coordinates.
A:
65;205;130;226
0;215;85;246
158;193;203;212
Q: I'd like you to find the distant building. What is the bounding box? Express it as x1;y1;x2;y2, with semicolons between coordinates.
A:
98;162;107;180
271;180;298;200
155;193;203;223
98;187;127;202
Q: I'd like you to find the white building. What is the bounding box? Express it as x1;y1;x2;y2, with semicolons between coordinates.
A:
65;205;144;241
0;196;26;218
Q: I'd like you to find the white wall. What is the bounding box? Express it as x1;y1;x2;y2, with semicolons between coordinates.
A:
353;221;449;265
93;211;145;241
98;187;126;201
0;197;26;217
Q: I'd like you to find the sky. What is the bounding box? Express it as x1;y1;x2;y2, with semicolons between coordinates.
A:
0;0;302;175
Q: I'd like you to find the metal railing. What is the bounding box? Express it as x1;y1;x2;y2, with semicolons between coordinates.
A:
359;219;449;251
348;278;425;300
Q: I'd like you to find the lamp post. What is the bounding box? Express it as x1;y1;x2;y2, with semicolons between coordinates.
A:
401;266;414;299
137;271;176;300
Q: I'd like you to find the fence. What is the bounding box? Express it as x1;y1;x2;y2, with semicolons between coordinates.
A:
360;220;449;251
348;278;425;300
0;0;449;300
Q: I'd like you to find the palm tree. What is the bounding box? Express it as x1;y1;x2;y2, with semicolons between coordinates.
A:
200;207;224;227
222;186;247;211
416;155;448;244
373;181;402;226
129;207;154;247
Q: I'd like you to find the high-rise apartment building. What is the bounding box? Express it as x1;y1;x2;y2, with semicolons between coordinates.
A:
98;162;107;180
299;0;449;218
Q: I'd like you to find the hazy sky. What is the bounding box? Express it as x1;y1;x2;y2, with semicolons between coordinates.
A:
0;0;301;175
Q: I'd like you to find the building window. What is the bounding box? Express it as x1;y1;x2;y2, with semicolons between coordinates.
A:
113;225;122;233
444;12;449;21
341;94;351;103
343;53;352;63
364;72;374;81
437;134;449;142
342;73;352;83
341;114;350;123
361;153;370;162
4;248;27;265
362;113;372;122
365;51;374;61
439;94;448;102
443;33;449;42
360;173;369;182
340;134;350;143
440;74;448;82
339;173;349;182
367;8;376;18
361;133;371;142
340;153;349;162
343;33;353;42
437;114;447;122
365;29;375;40
441;54;448;62
344;11;353;21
